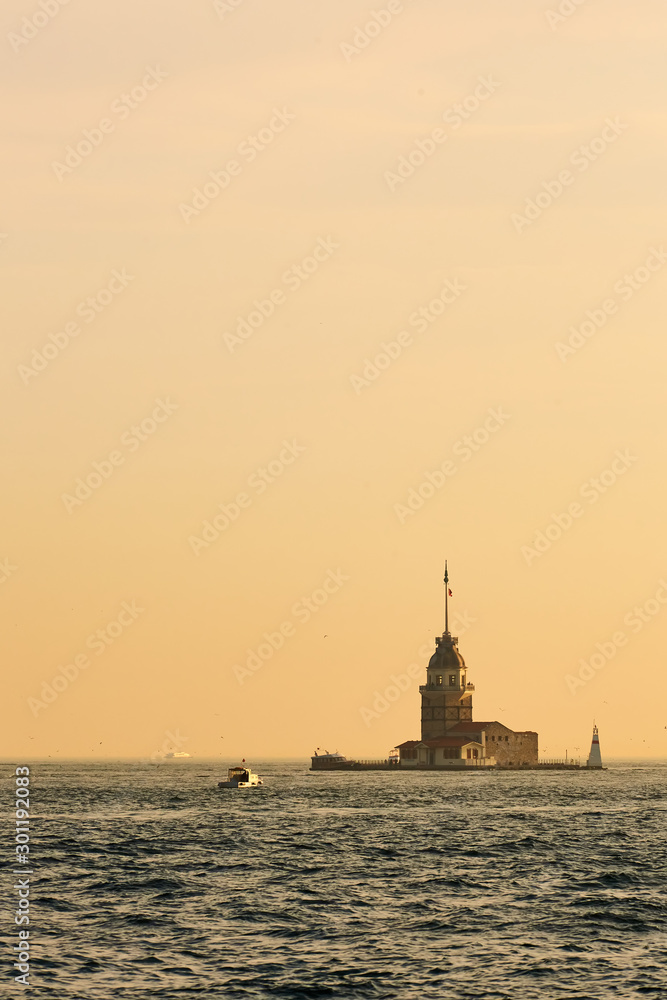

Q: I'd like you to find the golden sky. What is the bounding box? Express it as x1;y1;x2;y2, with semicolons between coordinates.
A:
2;0;667;761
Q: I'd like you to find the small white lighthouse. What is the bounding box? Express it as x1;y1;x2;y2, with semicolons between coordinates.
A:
586;723;603;768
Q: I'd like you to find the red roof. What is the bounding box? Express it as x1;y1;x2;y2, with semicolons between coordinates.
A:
395;740;421;749
424;737;482;748
447;721;510;733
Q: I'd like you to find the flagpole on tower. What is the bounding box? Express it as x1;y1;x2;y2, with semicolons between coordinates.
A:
444;560;449;635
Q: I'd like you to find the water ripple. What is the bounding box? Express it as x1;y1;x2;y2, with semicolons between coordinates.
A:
4;758;666;999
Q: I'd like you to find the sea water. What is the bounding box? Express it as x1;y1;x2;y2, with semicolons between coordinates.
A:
5;759;666;999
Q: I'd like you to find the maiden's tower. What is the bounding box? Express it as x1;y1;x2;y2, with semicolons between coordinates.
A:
396;564;539;768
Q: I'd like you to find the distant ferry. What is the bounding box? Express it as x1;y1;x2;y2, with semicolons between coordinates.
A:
218;765;264;789
311;750;356;770
165;751;191;758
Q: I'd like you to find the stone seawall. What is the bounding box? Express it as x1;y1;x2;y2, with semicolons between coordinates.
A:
309;763;592;772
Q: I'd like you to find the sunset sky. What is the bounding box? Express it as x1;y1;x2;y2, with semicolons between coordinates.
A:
2;0;667;760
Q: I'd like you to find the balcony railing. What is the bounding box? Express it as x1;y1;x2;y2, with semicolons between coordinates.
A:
538;758;581;767
419;682;476;692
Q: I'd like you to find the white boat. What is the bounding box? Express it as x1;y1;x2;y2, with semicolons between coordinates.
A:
218;765;264;789
165;751;191;758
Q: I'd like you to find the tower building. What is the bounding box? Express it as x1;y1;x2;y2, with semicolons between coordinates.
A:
396;564;539;768
420;562;474;740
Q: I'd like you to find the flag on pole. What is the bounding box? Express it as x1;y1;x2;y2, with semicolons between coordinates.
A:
448;588;453;597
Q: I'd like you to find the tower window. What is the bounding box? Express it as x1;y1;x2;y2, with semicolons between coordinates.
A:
436;675;443;686
449;675;456;686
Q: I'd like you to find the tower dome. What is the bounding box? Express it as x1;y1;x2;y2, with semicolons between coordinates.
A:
428;633;466;672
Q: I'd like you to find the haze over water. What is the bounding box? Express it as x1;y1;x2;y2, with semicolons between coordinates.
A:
3;0;667;764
